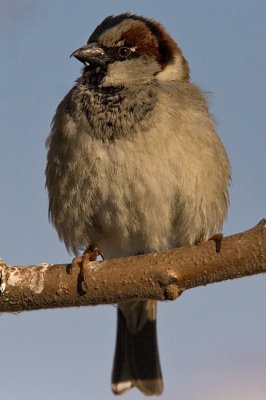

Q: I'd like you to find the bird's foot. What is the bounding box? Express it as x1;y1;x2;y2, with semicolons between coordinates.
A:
208;233;223;253
71;246;103;293
196;233;223;253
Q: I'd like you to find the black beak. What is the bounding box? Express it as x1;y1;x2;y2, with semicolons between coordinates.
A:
70;42;107;67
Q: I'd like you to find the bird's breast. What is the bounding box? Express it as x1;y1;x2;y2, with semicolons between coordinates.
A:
78;84;158;141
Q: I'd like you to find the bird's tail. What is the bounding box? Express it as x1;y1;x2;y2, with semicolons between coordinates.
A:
111;300;163;395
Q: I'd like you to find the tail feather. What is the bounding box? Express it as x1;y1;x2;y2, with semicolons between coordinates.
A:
112;301;163;395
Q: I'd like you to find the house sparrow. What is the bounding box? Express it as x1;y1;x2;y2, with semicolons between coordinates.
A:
46;13;230;396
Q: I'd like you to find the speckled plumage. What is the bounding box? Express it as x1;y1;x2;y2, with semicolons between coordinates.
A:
46;13;230;396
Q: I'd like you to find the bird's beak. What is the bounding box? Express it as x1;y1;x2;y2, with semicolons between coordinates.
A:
70;42;107;67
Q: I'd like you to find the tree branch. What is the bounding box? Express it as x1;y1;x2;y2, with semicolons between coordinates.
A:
0;219;266;313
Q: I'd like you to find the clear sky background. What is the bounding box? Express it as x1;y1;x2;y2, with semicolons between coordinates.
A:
0;1;266;399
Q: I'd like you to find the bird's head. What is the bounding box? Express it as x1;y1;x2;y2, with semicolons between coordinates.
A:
71;13;190;87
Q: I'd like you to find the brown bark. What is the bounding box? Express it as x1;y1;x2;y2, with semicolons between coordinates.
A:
0;220;265;313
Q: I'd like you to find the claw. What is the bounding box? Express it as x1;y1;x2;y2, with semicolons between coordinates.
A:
208;233;223;253
71;246;103;293
195;233;223;253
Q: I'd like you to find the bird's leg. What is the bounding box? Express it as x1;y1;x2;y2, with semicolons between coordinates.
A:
71;246;103;292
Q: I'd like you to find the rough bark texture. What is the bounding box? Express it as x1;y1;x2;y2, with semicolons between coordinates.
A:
0;220;265;313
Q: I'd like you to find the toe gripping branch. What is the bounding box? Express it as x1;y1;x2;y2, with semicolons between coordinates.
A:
68;246;103;295
209;233;223;253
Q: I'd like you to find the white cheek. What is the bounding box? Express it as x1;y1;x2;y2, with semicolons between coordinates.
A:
103;62;130;85
101;58;161;86
156;54;185;81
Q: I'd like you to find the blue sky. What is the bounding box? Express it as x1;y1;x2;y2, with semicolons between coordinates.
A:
0;1;266;399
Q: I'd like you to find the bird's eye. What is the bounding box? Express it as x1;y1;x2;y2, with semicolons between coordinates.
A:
118;47;132;58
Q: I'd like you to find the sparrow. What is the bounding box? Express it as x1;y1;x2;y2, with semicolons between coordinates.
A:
45;13;230;396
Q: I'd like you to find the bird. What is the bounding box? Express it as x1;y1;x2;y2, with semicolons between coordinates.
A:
45;13;231;396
